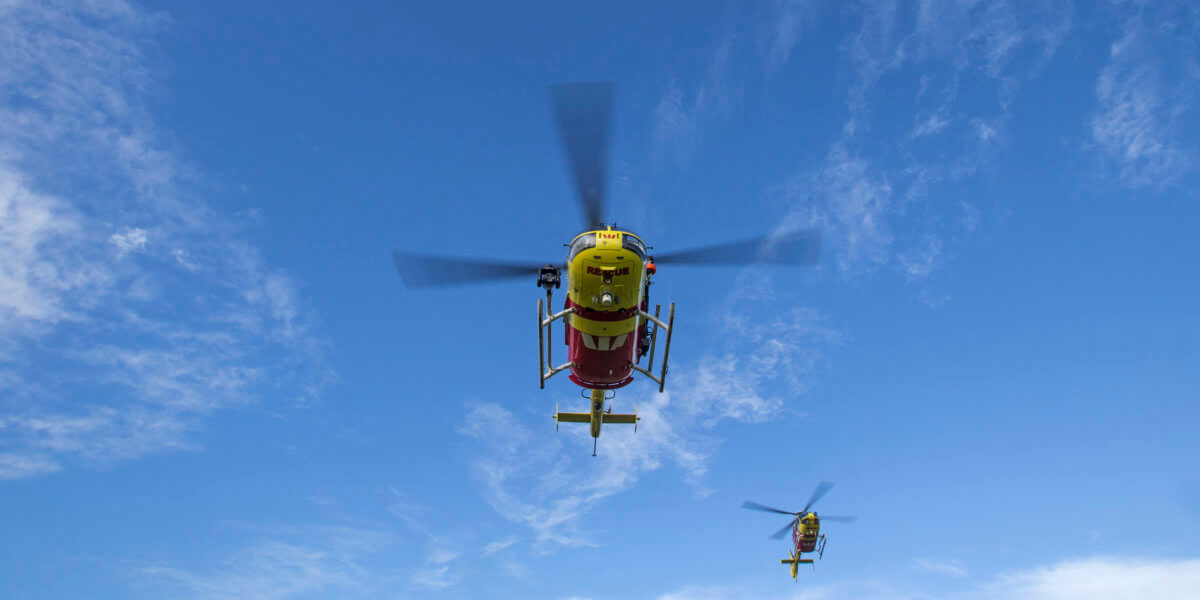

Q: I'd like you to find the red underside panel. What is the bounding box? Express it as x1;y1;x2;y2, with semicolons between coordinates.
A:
569;374;633;389
566;324;636;388
794;530;817;553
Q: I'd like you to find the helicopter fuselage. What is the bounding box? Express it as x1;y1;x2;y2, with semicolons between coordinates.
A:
793;513;821;554
562;227;650;389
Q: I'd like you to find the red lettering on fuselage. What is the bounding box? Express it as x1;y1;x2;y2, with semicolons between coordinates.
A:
586;266;631;276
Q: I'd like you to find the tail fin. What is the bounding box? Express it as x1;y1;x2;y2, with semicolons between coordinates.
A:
780;550;811;580
783;550;799;580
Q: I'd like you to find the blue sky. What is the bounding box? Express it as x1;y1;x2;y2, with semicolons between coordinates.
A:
2;1;1199;598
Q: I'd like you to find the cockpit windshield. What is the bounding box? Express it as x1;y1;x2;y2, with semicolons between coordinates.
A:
622;234;646;261
569;233;597;262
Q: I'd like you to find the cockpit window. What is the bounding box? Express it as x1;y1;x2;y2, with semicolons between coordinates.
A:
622;234;646;260
569;233;597;262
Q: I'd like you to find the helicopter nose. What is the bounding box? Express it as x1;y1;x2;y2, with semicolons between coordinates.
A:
599;291;614;307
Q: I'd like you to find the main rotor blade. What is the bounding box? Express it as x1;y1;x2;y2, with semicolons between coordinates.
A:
653;228;821;266
741;501;798;516
819;515;858;524
769;518;798;540
392;252;545;288
550;82;614;230
802;481;835;514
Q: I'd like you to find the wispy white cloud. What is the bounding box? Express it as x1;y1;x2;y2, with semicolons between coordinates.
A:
0;168;96;330
760;0;821;68
0;451;60;479
654;581;922;600
981;556;1200;600
499;559;531;579
0;1;332;478
913;557;968;577
389;490;473;590
461;295;840;548
896;236;944;279
972;118;1001;147
654;36;736;167
171;247;199;271
482;535;519;557
110;227;148;256
1090;3;1199;188
654;556;1200;600
409;541;460;589
906;0;1072;80
660;3;1070;281
457;389;745;546
141;526;395;600
410;563;456;591
657;586;761;600
707;300;842;423
140;494;524;598
916;288;952;309
781;144;895;274
779;1;1072;278
911;113;951;139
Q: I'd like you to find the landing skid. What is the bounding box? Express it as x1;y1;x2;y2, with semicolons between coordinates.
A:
537;290;576;389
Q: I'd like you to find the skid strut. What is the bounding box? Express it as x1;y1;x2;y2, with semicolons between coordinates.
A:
631;303;675;392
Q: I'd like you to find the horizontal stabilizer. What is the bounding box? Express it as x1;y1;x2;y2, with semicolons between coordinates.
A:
601;413;637;424
602;405;638;432
553;404;639;435
553;406;589;432
555;412;590;423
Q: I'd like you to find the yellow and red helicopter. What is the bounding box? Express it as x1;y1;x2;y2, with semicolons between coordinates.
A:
742;482;857;580
393;82;820;455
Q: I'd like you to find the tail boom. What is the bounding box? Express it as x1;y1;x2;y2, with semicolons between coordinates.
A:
781;550;813;580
